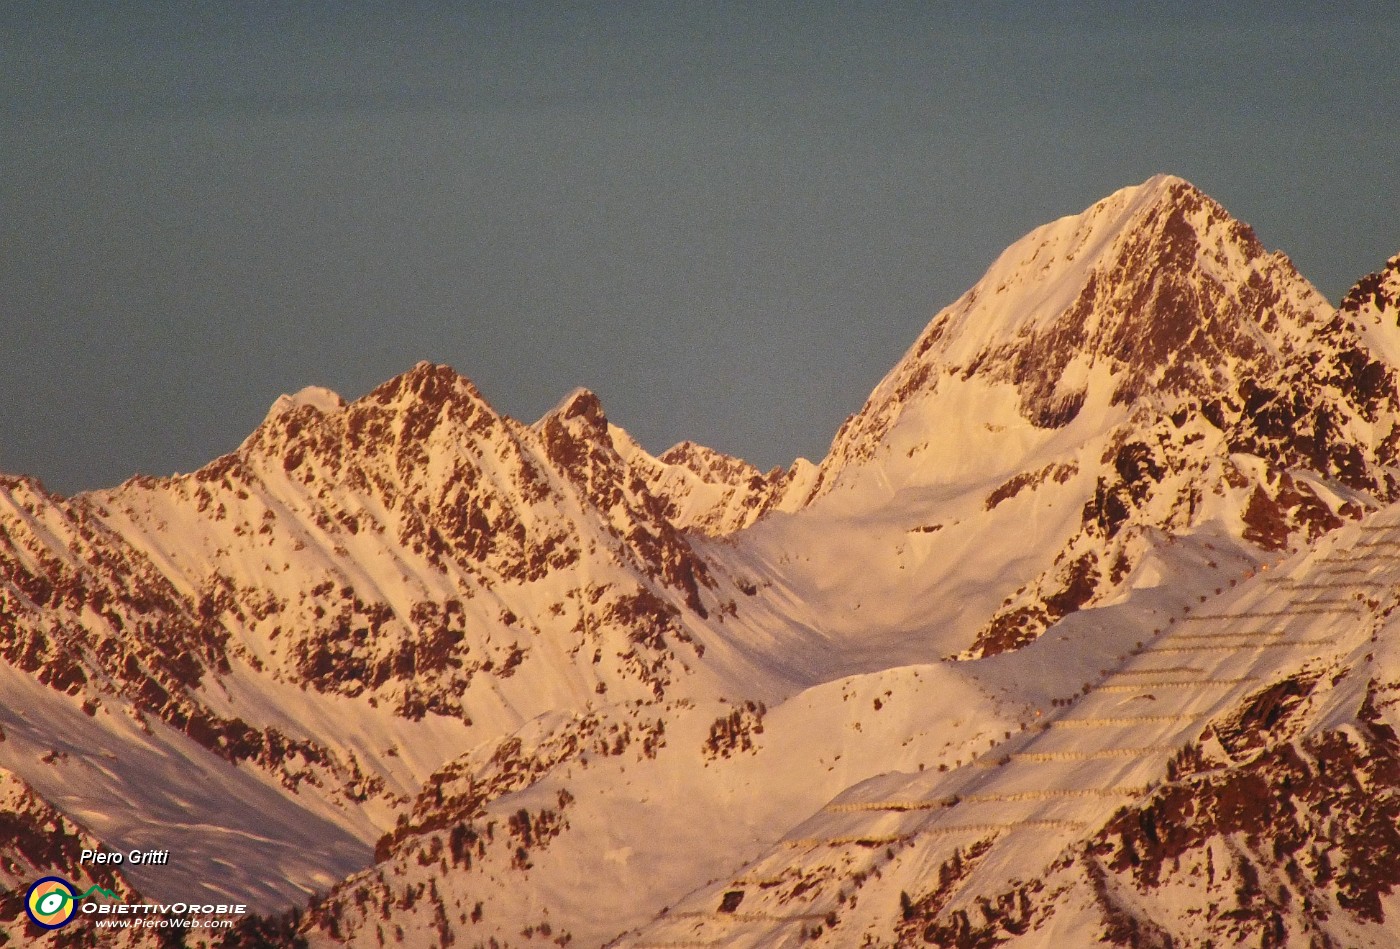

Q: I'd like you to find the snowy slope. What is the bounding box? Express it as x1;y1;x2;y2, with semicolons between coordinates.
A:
299;662;1022;947
618;508;1400;947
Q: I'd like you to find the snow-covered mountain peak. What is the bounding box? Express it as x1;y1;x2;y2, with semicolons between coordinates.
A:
232;360;504;480
524;389;808;537
888;173;1307;404
546;386;607;423
810;176;1392;497
762;179;1400;664
620;437;796;537
365;359;489;412
533;387;613;461
923;174;1248;356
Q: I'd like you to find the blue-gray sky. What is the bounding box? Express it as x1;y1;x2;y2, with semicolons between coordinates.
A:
4;3;1398;494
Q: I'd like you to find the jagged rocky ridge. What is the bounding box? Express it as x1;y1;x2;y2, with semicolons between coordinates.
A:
3;364;733;742
0;362;788;921
2;176;1400;947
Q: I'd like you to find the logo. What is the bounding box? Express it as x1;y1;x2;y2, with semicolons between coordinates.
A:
25;877;78;930
24;877;121;930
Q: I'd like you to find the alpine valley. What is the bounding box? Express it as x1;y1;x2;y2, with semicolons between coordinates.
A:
6;175;1400;948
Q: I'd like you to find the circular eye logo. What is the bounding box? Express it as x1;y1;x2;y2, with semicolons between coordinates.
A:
26;876;78;930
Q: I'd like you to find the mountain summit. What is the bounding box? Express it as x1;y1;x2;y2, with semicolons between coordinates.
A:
816;175;1400;497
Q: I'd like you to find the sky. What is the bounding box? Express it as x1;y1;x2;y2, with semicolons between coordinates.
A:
4;3;1398;494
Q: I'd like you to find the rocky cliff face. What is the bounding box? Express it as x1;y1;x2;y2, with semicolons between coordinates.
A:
1341;253;1400;325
